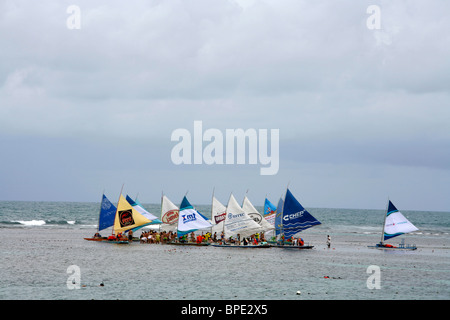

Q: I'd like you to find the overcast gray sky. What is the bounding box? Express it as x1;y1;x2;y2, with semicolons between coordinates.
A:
1;0;449;211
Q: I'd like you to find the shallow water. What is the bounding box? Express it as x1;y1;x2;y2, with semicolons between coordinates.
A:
0;227;448;300
0;201;449;300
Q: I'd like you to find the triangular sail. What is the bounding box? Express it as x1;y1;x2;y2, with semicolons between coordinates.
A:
242;196;274;233
275;197;284;237
126;195;162;225
177;196;212;237
264;198;277;216
383;200;418;241
113;195;153;234
282;189;321;238
160;195;179;232
211;196;227;236
224;194;263;238
98;194;117;231
263;198;277;238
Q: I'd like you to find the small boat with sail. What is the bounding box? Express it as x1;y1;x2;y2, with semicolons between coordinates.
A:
213;193;269;248
84;193;117;241
271;188;321;249
168;195;213;246
85;189;162;244
368;200;418;250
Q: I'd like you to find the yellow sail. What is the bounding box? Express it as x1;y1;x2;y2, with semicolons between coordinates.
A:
113;195;152;234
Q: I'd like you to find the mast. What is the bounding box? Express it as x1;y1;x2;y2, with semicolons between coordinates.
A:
210;187;215;236
159;191;163;233
380;198;389;244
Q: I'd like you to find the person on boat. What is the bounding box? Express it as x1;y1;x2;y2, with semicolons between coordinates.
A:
128;230;133;242
243;237;249;246
213;232;217;242
237;234;241;245
298;238;304;246
93;232;102;238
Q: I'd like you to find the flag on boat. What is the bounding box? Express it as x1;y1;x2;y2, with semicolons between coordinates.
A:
98;194;117;231
113;195;154;234
383;200;418;240
282;188;321;238
126;195;162;225
224;194;263;238
177;196;212;237
242;196;274;233
264;198;277;216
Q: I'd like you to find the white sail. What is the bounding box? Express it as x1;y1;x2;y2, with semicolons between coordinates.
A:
211;196;227;236
224;194;263;239
242;196;274;233
177;196;212;235
160;195;179;232
383;200;418;241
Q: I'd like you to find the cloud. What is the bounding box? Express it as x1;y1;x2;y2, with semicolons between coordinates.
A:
0;0;449;209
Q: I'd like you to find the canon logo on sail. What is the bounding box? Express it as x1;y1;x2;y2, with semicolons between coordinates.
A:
228;212;245;220
283;210;304;221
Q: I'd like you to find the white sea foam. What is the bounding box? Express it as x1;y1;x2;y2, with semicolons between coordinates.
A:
15;220;46;226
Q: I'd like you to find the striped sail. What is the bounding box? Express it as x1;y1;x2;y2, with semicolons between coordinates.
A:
384;200;418;240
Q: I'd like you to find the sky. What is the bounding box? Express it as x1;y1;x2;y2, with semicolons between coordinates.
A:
0;0;449;211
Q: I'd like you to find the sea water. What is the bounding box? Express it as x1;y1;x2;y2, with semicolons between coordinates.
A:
0;201;449;300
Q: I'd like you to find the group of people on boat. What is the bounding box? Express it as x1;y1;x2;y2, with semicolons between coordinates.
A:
136;230;272;246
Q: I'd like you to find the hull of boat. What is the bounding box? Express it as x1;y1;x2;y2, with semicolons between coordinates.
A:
84;237;107;241
84;237;129;244
368;244;417;250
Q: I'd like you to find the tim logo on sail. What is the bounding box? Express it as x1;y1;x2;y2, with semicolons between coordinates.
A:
171;121;279;175
182;212;197;224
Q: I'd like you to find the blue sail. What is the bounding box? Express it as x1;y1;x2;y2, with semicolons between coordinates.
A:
275;197;284;236
98;194;117;231
264;198;277;216
282;189;321;238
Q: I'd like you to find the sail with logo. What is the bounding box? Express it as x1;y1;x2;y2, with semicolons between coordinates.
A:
242;196;274;234
113;195;156;235
211;196;227;236
224;194;264;239
160;194;179;232
263;198;277;239
369;200;419;250
279;188;321;247
177;196;212;238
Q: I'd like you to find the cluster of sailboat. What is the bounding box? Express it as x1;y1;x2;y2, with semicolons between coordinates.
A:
84;187;419;250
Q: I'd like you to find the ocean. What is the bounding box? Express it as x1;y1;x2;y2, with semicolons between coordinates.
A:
0;201;449;302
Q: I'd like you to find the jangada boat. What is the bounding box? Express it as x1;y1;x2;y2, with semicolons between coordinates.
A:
368;200;418;250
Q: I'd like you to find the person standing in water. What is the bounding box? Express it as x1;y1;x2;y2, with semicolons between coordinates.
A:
326;235;331;248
